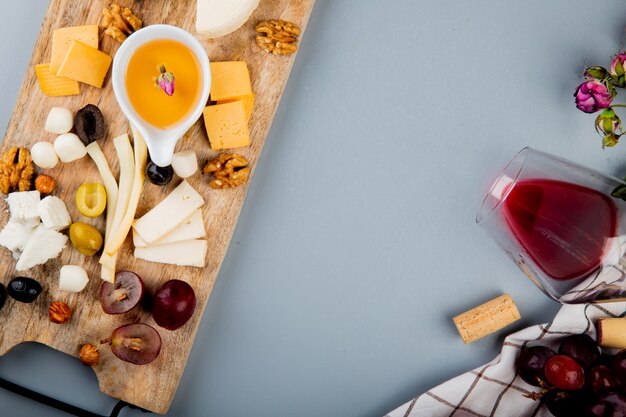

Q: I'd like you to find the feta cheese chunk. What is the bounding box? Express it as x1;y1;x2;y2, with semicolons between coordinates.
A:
16;224;68;271
38;196;71;230
7;191;41;225
0;219;36;252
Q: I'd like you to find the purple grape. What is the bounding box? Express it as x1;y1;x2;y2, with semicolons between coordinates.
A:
542;389;590;417
558;334;600;369
611;351;626;386
517;346;556;387
588;365;619;395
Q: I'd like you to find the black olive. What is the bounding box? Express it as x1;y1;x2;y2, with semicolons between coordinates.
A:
146;162;174;186
0;283;5;311
8;277;42;303
75;104;106;145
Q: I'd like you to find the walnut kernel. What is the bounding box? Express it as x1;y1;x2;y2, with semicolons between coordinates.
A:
49;301;72;324
0;147;34;194
101;4;142;43
255;20;301;55
35;174;55;194
203;154;250;189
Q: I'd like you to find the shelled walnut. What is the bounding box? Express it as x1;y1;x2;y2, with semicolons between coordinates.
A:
255;20;301;55
101;4;142;43
203;154;250;189
0;147;34;194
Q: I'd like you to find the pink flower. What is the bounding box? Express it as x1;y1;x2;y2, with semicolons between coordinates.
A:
157;64;175;96
611;52;626;86
574;80;614;113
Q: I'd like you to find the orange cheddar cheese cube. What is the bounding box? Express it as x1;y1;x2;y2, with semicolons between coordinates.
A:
50;25;99;74
217;93;255;121
35;63;80;96
203;101;250;150
57;40;112;88
210;61;252;101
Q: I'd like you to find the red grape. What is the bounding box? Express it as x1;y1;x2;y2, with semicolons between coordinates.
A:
100;271;144;314
544;355;585;390
558;334;600;369
109;323;161;365
517;346;556;387
152;280;196;331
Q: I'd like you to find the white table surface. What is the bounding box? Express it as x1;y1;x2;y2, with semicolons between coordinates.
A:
3;1;626;416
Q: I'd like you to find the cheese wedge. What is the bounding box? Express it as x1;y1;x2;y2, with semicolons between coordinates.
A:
196;0;260;38
35;64;80;97
57;40;112;88
133;180;204;244
209;61;252;102
135;239;207;268
50;25;99;74
203;101;250;150
133;209;205;248
217;93;255;121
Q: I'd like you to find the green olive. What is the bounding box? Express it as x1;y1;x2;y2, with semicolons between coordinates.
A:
69;222;103;256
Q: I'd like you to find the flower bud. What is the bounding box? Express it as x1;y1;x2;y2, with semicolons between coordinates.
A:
595;108;622;136
157;64;175;96
603;132;620;148
584;66;609;80
574;80;614;113
611;52;626;87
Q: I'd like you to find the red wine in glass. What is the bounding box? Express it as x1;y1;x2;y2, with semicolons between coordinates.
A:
503;179;617;281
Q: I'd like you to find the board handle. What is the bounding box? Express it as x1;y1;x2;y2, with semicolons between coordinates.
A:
0;375;151;417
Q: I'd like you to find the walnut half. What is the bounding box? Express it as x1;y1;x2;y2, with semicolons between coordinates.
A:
203;154;250;189
255;20;301;55
101;4;142;43
0;147;34;194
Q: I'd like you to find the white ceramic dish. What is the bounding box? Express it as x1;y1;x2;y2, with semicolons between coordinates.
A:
112;24;211;167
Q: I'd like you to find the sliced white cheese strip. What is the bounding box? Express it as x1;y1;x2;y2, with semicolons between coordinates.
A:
133;209;205;248
0;219;36;252
133;180;204;244
134;239;207;268
16;224;67;271
196;0;260;38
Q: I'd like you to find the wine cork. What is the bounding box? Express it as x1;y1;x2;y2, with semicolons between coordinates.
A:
453;294;521;344
597;318;626;349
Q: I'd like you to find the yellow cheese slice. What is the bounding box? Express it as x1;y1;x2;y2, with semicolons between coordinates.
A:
35;63;80;96
203;101;251;150
217;93;255;121
57;40;112;88
50;25;99;74
209;61;252;101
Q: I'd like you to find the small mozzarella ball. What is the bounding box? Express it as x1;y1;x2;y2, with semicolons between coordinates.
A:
54;133;87;163
31;142;59;169
171;150;198;178
59;265;89;293
45;107;73;134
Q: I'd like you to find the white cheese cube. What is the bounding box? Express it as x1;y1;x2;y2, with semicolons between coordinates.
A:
133;180;204;244
38;196;71;231
16;224;68;271
133;209;205;248
7;191;41;225
45;107;73;134
0;219;36;252
134;239;207;268
59;265;89;293
171;150;199;179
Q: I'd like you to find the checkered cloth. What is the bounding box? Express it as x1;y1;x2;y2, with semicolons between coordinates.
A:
385;302;626;417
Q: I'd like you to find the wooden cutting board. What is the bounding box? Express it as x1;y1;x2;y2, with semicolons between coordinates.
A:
0;0;314;413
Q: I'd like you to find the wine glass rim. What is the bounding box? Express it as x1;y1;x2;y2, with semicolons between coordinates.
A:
476;147;530;225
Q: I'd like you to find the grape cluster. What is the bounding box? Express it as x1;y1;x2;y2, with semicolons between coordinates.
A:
517;334;626;416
